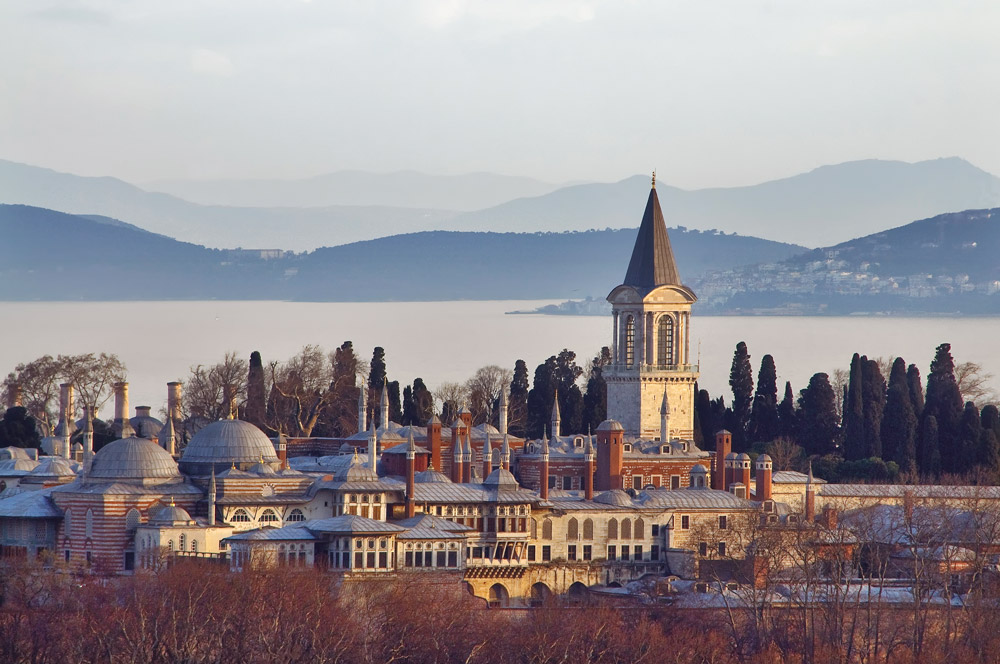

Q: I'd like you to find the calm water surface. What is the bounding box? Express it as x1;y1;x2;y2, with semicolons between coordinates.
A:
1;300;997;418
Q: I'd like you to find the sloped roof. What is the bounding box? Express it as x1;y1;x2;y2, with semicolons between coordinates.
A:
637;488;758;509
0;487;62;518
305;515;406;534
393;513;475;532
622;186;681;291
226;526;316;541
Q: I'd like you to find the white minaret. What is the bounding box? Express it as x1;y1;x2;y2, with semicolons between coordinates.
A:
499;390;509;436
357;386;367;435
208;468;217;526
660;387;671;442
380;380;389;429
81;405;94;475
368;420;378;471
550;390;561;440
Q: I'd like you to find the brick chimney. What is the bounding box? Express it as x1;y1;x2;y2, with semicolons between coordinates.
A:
736;453;751;491
427;415;442;472
713;430;731;490
595;419;625;491
755;454;773;501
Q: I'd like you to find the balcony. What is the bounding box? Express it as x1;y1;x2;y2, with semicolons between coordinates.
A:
606;363;699;376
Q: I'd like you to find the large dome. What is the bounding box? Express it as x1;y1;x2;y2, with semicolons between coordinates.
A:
89;437;181;484
179;419;277;475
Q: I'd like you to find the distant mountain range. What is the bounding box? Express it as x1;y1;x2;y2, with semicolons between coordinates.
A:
0;204;803;302
694;208;1000;315
3;157;998;250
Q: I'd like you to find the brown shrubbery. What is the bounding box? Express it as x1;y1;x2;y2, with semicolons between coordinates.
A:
3;559;1000;664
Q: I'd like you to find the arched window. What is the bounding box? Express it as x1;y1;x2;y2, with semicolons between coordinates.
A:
567;518;579;540
621;519;632;540
232;509;251;523
85;509;94;539
287;509;305;523
179;534;186;550
125;508;141;530
542;518;553;540
191;539;197;552
624;316;635;367
583;518;594;540
64;509;73;538
260;510;280;524
608;518;618;540
657;316;674;367
634;518;645;539
530;518;538;539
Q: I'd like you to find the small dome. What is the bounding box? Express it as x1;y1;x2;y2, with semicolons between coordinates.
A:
0;457;40;474
333;454;378;482
130;412;164;440
736;452;751;461
725;452;737;461
151;503;195;526
0;447;33;461
756;454;772;466
414;469;451;484
29;457;76;476
249;460;278;476
596;419;625;432
180;419;278;474
595;489;634;507
690;463;708;475
90;437;181;483
482;468;519;489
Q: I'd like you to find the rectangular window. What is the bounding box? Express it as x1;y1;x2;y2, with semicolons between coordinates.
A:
699;542;707;557
528;545;536;561
651;475;662;487
367;552;376;568
472;546;482;559
651;545;660;560
542;545;551;562
634;545;642;560
718;542;727;556
621;547;630;561
405;551;413;567
343;552;350;568
378;552;387;568
424;551;433;566
568;545;577;561
448;551;457;567
548;475;556;489
436;551;446;567
354;552;363;568
651;524;660;537
632;475;643;490
607;545;616;560
681;515;690;530
583;545;592;561
562;476;572;490
670;475;681;490
719;516;728;530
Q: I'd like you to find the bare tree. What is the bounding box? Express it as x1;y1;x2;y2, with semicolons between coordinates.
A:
465;365;513;425
59;352;127;414
3;355;62;433
435;381;468;423
955;360;998;407
184;351;248;422
269;345;336;437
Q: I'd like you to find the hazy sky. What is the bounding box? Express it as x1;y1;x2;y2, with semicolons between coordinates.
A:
2;0;997;189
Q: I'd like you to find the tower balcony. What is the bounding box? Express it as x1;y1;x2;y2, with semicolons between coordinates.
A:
605;363;699;377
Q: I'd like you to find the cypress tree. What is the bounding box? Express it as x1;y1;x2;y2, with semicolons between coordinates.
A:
777;381;797;439
882;358;917;475
748;354;779;443
508;360;530;437
368;346;387;423
862;357;886;458
411;378;434;424
387;380;402;424
329;341;360;437
554;349;584;434
924;343;964;474
960;401;982;473
920;415;941;477
796;373;839;456
582;347;611;434
907;364;925;416
401;385;416;425
979;429;1000;477
246;351;267;429
981;404;1000;439
843;353;865;460
696;389;716;445
526;356;557;439
729;341;753;450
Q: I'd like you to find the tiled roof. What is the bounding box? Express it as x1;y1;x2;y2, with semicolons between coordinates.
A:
393;514;475;532
305;515;406;534
636;488;757;510
820;484;1000;499
773;471;826;484
225;526;316;541
0;488;62;518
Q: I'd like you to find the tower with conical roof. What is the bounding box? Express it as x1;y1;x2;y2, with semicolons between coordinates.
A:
605;172;699;439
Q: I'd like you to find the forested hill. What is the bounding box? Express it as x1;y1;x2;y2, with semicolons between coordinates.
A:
0;204;804;301
695;208;1000;314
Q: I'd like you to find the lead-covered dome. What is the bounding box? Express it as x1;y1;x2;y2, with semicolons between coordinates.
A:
179;419;277;475
89;437;182;485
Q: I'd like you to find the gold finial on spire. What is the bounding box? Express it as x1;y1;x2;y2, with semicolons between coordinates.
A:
651;170;656;189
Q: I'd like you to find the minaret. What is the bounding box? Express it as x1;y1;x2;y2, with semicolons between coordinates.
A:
500;433;511;471
539;432;550;500
499;390;509;436
660;387;671;442
451;431;464;483
368;420;378;471
584;434;596;501
114;381;136;437
462;434;473;483
550;390;561;440
357;386;367;435
208;468;217;526
482;431;492;479
81;406;94;477
380;380;390;430
605;173;698;438
805;461;816;522
60;412;72;460
405;431;416;518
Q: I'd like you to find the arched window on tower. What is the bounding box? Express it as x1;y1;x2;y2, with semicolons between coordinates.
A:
625;316;635;367
657;316;674;367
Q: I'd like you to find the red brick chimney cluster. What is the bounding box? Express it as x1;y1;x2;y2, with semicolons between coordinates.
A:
713;430;731;490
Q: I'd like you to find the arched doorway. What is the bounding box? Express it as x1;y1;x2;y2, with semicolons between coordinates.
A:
530;582;552;607
567;581;589;604
488;583;510;608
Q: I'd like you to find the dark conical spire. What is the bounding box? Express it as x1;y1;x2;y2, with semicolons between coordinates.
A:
623;178;681;290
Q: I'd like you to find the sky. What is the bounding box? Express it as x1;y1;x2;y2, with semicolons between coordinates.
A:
1;0;998;189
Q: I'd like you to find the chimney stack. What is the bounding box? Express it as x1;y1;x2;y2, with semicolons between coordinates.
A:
539;434;550;500
405;432;416;518
114;382;135;437
6;382;22;409
805;462;816;522
755;454;773;501
713;430;732;490
499;391;509;436
584;435;596;500
736;453;752;491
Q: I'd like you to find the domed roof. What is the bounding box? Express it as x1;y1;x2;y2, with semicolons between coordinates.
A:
596;419;625;432
690;463;708;475
595;489;634;507
333;453;378;482
29;457;77;476
0;447;33;461
0;457;40;474
414;468;451;484
757;454;772;463
130;414;164;440
90;437;181;482
736;452;751;461
725;452;737;460
180;419;277;474
249;459;278;476
151;503;195;526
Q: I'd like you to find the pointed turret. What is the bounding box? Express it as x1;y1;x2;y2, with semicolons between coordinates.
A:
805;461;816;522
550;390;561;439
208;468;217;526
462;433;473;483
499;390;509;436
660;387;671;443
539;431;550;500
583;433;596;500
451;429;464;483
500;433;511;471
623;174;682;291
482;430;492;479
81;406;94;477
357;386;367;435
368;420;378;471
380;380;389;430
159;414;176;456
405;430;416;518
